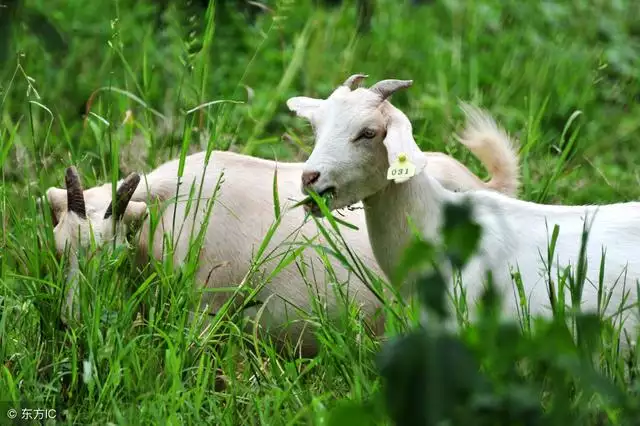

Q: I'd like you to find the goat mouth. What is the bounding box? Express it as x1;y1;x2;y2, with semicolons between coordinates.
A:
302;187;336;216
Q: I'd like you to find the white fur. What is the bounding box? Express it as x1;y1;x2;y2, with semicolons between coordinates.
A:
46;113;519;355
292;79;640;341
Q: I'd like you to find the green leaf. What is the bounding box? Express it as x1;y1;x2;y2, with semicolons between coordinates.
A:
378;331;488;426
574;312;603;356
327;400;379;426
272;167;280;220
442;199;482;269
391;237;436;287
377;330;431;426
415;270;449;320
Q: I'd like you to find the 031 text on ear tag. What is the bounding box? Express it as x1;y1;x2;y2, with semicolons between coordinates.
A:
386;152;416;183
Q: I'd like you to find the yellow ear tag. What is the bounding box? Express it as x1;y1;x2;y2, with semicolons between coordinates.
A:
386;152;416;183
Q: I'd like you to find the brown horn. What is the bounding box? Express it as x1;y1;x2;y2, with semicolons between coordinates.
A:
342;74;368;90
65;167;86;218
104;172;141;220
369;79;413;101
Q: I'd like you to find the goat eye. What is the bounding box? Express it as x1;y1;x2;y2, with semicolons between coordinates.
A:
358;128;376;140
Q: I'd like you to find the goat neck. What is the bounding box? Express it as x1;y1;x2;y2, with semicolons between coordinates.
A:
362;170;455;279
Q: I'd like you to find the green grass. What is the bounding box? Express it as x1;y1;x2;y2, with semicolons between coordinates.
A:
1;0;640;424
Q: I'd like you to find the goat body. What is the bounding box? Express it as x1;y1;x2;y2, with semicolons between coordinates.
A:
294;75;640;340
123;146;515;352
366;168;640;331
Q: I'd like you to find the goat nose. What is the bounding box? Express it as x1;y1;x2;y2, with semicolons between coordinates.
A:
302;170;320;187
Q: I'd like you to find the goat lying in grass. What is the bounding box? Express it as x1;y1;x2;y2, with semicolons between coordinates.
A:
45;85;519;357
292;75;640;343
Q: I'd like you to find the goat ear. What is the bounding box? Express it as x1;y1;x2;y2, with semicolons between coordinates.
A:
45;187;68;224
382;105;427;176
286;96;323;120
122;201;148;225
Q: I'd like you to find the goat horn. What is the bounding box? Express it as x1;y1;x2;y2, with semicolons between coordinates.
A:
65;166;86;218
342;74;368;90
104;172;141;220
369;79;413;101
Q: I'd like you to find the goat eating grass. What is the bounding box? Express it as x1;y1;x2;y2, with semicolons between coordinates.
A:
290;74;640;345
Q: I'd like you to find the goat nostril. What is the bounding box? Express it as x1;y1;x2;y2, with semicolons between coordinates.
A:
302;171;320;186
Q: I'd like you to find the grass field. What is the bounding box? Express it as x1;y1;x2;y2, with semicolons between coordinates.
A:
1;0;640;424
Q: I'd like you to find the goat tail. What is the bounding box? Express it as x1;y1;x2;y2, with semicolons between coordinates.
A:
455;102;521;197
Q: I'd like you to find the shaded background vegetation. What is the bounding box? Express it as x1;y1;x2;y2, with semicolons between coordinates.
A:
2;0;639;202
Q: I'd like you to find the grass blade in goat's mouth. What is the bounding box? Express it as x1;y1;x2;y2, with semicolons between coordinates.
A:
290;190;359;229
292;189;335;209
292;196;313;209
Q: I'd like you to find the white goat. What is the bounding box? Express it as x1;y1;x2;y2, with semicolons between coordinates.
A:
291;75;640;341
45;80;519;356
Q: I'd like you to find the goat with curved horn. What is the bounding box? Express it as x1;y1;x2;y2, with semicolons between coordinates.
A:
369;79;413;101
104;173;141;220
342;74;368;90
65;166;86;218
